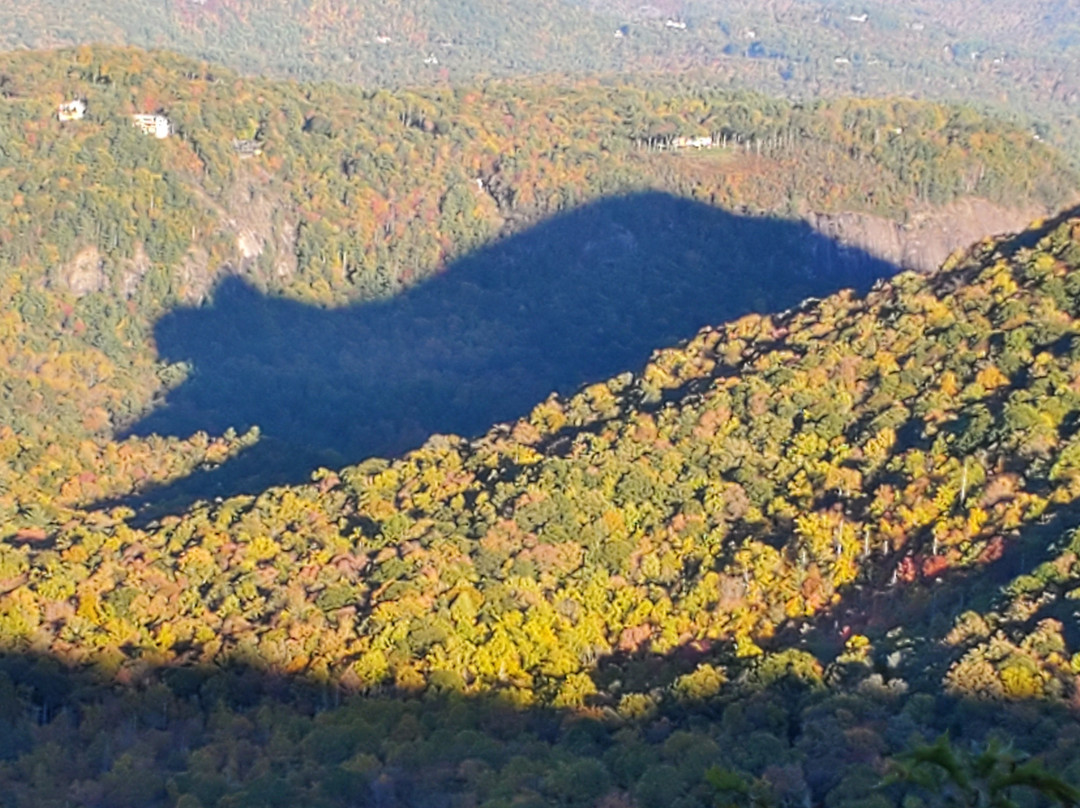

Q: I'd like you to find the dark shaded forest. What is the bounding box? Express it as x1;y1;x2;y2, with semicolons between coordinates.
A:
0;526;1077;808
123;193;896;510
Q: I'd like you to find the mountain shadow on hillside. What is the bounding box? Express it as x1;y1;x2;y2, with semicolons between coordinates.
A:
114;192;899;517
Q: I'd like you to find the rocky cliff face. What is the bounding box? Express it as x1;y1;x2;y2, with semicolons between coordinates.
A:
806;197;1052;275
49;193;1059;302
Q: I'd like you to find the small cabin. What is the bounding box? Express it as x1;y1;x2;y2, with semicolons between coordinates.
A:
671;135;714;150
665;19;687;30
232;139;263;158
58;99;86;122
132;113;171;139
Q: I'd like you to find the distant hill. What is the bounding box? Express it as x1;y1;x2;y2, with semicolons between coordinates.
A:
5;0;1080;162
7;1;1080;87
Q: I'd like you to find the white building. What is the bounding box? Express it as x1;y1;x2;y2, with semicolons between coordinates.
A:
132;114;171;139
57;99;86;122
672;135;714;149
232;139;263;158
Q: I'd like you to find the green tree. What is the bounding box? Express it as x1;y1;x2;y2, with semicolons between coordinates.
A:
886;735;1080;808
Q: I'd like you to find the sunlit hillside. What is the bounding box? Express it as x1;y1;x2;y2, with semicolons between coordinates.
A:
3;44;1080;808
1;46;1074;515
3;200;1080;808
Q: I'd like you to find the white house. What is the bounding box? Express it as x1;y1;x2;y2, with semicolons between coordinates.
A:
57;99;86;122
672;135;714;149
132;113;171;139
232;139;262;158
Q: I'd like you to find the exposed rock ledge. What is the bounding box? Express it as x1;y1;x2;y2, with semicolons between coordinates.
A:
805;197;1051;275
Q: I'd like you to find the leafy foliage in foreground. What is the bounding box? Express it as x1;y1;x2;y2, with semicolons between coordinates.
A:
887;735;1080;808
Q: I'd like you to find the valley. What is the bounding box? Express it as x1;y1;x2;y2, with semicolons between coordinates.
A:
0;39;1079;808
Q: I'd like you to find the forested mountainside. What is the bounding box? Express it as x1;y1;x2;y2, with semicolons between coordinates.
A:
5;1;1080;161
1;46;1076;512
5;0;1079;99
4;45;1080;807
5;200;1080;808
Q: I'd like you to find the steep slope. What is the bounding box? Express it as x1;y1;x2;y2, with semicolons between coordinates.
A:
1;46;1075;518
15;205;1080;690
4;204;1080;808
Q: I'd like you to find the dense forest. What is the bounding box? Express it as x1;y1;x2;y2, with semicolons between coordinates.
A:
5;0;1080;163
3;44;1080;807
5;0;1080;99
3;197;1080;807
1;46;1075;514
